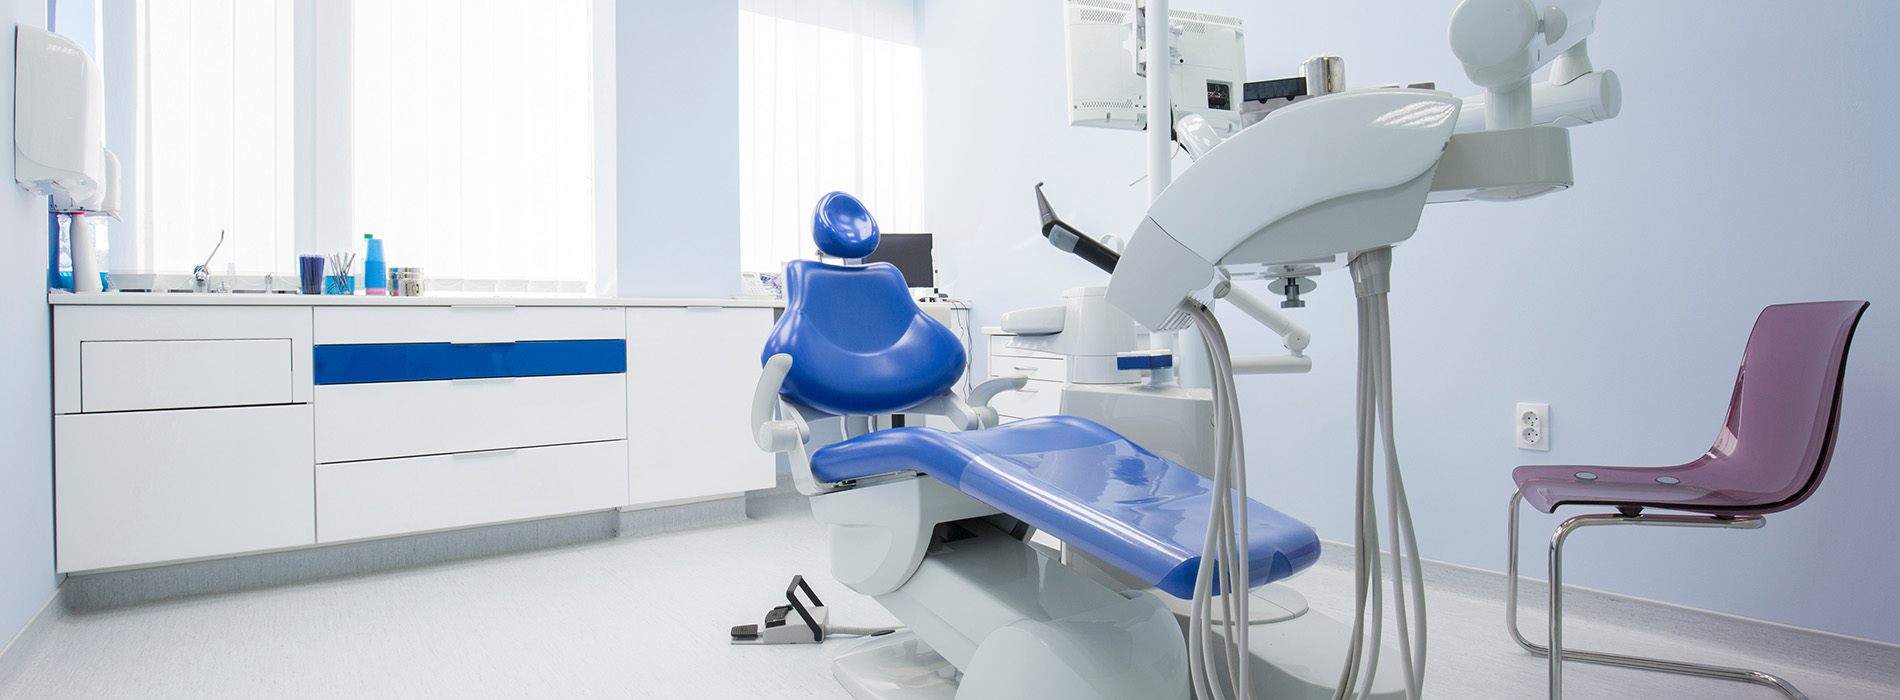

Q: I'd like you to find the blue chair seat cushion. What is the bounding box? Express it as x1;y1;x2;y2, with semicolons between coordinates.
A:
810;416;1321;599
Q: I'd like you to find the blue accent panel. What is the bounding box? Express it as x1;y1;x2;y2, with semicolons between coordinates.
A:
314;339;626;385
762;259;965;415
1118;354;1174;370
47;210;63;291
812;191;880;259
809;416;1321;598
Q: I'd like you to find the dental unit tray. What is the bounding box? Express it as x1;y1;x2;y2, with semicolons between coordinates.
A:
730;575;830;645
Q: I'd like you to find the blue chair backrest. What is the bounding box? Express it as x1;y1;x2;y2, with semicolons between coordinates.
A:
761;192;966;416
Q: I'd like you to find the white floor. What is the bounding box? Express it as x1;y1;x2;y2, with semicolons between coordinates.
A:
1;491;1894;700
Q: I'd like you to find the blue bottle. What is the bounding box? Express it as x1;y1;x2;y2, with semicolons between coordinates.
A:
364;234;387;296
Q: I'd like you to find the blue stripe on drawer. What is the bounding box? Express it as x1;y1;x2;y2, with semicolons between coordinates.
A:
314;340;627;385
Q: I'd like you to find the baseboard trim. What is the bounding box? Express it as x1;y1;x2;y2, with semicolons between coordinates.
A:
0;585;67;688
616;495;748;537
58;496;755;613
1313;537;1900;682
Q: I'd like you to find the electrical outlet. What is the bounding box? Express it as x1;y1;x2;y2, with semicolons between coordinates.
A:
1516;402;1549;451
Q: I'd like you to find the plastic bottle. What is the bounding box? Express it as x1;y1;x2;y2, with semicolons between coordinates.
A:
363;234;387;295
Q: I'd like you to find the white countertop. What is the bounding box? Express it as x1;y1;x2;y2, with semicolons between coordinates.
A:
48;292;785;308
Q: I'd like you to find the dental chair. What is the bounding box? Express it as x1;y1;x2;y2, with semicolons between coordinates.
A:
751;191;1321;700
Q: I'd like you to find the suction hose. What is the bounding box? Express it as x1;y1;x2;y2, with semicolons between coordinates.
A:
1331;248;1428;700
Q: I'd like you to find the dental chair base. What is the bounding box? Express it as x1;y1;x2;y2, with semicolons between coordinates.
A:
1056;383;1406;700
813;472;1401;700
814;477;1189;700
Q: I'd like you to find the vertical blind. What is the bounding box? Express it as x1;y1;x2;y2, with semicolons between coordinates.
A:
138;0;595;293
738;0;924;274
144;0;295;276
352;0;596;294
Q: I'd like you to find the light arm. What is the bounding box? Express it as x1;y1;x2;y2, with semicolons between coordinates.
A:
1450;0;1602;130
1216;284;1315;375
1223;285;1310;355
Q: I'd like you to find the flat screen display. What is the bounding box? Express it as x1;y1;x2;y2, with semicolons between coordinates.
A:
863;233;934;288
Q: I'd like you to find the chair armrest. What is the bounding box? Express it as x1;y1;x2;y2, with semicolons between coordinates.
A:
970;375;1029;408
967;375;1029;430
753;353;805;452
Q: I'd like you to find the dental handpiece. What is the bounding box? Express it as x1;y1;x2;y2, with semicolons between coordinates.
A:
1035;182;1120;274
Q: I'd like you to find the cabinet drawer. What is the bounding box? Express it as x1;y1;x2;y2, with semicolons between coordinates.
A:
315;305;624;345
987;378;1063;419
54;305;312;415
55;405;316;572
81;339;294;413
317;440;629;542
989;335;1063;360
313;339;625;385
989;355;1066;382
315;373;626;463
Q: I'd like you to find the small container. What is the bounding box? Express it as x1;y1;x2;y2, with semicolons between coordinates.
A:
363;235;387;295
388;267;425;297
297;255;326;295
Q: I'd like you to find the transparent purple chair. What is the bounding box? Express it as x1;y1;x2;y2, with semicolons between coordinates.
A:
1507;300;1869;700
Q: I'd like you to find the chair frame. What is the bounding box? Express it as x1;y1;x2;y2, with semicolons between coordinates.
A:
1506;491;1810;700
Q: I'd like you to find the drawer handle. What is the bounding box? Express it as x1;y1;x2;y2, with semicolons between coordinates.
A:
1012;365;1038;372
450;376;517;384
452;449;520;460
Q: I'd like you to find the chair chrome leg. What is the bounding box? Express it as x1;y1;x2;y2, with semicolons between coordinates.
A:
1506;490;1809;700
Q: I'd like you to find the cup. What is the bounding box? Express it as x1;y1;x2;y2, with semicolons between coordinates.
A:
298;255;326;295
388;267;425;297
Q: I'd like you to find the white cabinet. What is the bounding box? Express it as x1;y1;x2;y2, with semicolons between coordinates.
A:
314;374;627;463
55;405;316;573
625;306;776;504
51;298;776;572
986;331;1069;422
316;440;629;543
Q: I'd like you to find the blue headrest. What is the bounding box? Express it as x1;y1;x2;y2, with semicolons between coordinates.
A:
763;259;966;416
813;191;879;259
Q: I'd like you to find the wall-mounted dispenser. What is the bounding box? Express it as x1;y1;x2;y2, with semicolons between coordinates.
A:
16;25;119;292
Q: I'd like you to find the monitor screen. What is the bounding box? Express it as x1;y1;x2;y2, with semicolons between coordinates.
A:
863;233;934;288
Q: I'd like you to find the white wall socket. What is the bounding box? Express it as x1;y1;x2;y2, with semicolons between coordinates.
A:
1516;402;1550;451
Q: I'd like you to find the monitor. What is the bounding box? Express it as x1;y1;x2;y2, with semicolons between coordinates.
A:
863;233;934;289
1062;0;1247;138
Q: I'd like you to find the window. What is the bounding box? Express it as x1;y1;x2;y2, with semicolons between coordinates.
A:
130;0;596;293
141;0;295;279
737;0;924;274
352;0;595;294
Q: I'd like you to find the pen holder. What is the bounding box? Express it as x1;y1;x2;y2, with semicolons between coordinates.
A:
298;255;326;295
324;277;354;295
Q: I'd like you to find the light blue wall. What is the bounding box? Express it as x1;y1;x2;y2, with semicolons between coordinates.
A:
1;0;55;651
922;0;1900;643
615;0;741;299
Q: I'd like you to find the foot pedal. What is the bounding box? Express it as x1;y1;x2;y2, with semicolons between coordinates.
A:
731;575;830;644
